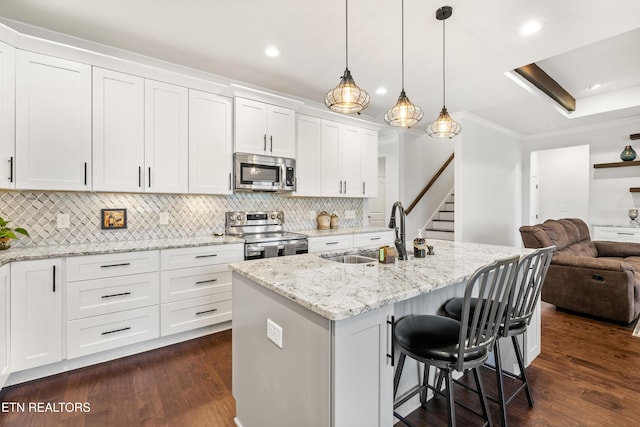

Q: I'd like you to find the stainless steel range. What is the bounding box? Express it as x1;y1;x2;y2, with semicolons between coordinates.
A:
225;211;308;260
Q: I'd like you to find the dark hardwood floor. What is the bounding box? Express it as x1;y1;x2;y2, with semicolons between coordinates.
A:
1;303;639;427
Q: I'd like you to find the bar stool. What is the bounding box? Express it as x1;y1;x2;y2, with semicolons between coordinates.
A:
442;246;555;427
393;255;520;427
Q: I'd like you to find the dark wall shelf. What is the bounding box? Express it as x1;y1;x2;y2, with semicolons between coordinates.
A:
593;160;640;169
630;188;640;193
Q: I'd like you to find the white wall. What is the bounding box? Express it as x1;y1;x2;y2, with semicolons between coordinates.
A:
455;115;523;246
522;116;640;229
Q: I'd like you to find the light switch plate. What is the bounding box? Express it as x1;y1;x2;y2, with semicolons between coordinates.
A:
159;212;170;225
267;318;283;349
344;210;356;219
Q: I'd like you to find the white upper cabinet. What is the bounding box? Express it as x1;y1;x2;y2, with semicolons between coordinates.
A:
320;120;342;197
188;90;233;195
234;97;295;158
294;115;322;196
93;68;145;192
145;79;189;194
15;51;91;191
360;129;378;197
340;124;363;197
0;42;15;190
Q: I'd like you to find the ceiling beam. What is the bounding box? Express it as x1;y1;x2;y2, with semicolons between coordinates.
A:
514;63;576;112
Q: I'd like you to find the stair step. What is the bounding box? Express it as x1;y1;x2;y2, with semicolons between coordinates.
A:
424;229;454;241
438;211;454;221
444;202;454;210
431;219;454;231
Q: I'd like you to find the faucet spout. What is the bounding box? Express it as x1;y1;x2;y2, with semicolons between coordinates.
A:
389;201;408;261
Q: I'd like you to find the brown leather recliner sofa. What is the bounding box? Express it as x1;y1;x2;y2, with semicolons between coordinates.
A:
519;218;640;324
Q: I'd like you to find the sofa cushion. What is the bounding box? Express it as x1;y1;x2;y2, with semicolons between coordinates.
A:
520;218;597;257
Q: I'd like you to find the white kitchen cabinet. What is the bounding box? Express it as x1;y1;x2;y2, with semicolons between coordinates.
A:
293;114;322;196
353;230;394;248
0;263;10;388
360;129;379;197
15;51;91;191
0;41;15;190
145;79;189;193
340;124;363;197
308;234;354;253
188;89;233;195
11;258;63;372
320;120;342;197
234;97;295;158
593;225;640;243
92;67;145;192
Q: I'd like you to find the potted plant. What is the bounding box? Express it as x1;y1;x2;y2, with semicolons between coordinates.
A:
0;216;29;250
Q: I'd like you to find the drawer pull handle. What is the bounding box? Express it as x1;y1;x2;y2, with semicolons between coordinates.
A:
196;308;218;316
101;326;131;336
370;237;381;241
616;232;634;235
195;279;218;285
101;292;132;299
326;242;340;245
195;254;217;259
100;262;131;268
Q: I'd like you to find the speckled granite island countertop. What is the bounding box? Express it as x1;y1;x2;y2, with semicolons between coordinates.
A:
299;226;391;237
229;239;532;321
0;235;244;266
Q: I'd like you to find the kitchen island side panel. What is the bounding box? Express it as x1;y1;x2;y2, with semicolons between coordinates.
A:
232;272;332;427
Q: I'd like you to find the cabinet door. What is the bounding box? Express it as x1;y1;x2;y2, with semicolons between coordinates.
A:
93;68;145;192
234;97;269;154
11;259;62;372
0;42;15;190
145;79;189;193
0;264;9;388
267;104;295;158
15;51;91;191
320;120;342;197
188;90;233;195
340;125;362;197
294;115;321;196
361;129;378;197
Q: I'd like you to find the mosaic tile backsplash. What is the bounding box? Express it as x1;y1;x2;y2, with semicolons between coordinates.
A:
0;191;364;248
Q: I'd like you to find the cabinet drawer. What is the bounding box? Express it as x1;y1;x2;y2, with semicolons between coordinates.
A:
160;244;243;270
67;272;159;320
353;231;394;248
66;251;159;282
67;306;159;359
161;294;232;336
593;226;640;243
308;235;354;253
161;264;231;303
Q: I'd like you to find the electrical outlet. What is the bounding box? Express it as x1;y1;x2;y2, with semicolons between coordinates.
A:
308;210;317;221
267;318;283;349
159;212;170;225
56;214;70;229
344;210;356;219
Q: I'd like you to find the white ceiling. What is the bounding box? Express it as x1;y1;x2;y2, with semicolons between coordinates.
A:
1;0;640;137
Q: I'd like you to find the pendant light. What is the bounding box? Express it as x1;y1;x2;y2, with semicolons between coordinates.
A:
325;0;370;114
427;6;461;138
384;0;423;127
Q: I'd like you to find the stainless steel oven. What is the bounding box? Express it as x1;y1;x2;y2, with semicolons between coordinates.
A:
225;211;308;260
233;153;296;192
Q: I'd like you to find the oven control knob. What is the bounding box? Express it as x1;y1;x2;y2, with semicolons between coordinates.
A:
270;214;276;219
276;213;283;220
236;214;243;221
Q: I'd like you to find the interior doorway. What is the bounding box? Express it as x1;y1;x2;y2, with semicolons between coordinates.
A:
368;157;386;227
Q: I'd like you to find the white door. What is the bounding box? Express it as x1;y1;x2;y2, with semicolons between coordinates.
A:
340;125;362;197
529;174;539;224
267;104;295;158
15;51;91;191
0;264;9;388
234;97;268;154
360;129;378;197
320;120;341;197
145;79;189;193
11;259;63;372
294;115;321;196
0;41;15;190
369;175;386;227
93;67;145;192
188;89;233;195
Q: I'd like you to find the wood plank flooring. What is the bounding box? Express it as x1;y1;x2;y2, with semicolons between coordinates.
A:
1;303;639;427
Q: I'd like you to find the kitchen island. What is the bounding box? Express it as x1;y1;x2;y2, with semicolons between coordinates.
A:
230;240;533;427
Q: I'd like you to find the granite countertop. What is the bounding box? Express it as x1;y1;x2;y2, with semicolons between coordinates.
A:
229;240;532;321
299;226;392;238
0;235;244;265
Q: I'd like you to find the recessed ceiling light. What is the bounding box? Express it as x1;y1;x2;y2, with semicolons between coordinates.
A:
375;87;388;95
586;83;602;91
520;20;542;36
265;47;280;58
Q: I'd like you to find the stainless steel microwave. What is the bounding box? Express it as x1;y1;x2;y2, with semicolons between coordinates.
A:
234;152;296;192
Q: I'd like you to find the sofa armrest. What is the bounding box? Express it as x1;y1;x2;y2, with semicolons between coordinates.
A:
594;240;640;257
552;254;634;272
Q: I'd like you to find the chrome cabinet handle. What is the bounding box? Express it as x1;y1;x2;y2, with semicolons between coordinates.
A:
102;326;131;336
196;308;218;316
270;135;273;152
362;181;365;194
52;265;56;292
84;162;88;185
148;167;152;187
138;166;142;187
339;180;343;194
8;157;13;182
101;292;132;299
228;172;232;190
101;263;131;268
195;254;217;259
386;316;395;366
195;278;218;285
263;134;267;151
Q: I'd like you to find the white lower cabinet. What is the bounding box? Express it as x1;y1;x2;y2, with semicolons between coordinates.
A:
11;258;63;372
65;251;160;359
353;231;394;248
0;264;10;388
160;244;242;336
592;225;640;243
308;234;354;253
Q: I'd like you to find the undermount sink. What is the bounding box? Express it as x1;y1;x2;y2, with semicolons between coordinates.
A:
323;254;378;264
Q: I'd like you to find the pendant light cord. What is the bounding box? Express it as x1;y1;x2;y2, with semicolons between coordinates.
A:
442;17;446;106
401;0;405;91
345;0;349;69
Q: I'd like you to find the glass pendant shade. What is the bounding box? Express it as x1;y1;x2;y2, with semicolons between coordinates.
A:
325;68;370;114
385;90;424;127
426;106;461;138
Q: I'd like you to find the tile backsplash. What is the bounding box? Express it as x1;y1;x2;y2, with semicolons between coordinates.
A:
0;191;364;248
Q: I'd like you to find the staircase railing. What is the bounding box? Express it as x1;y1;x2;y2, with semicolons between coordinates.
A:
405;153;454;215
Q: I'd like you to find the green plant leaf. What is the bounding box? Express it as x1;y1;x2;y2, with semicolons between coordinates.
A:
14;228;29;237
0;218;7;227
0;230;17;240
